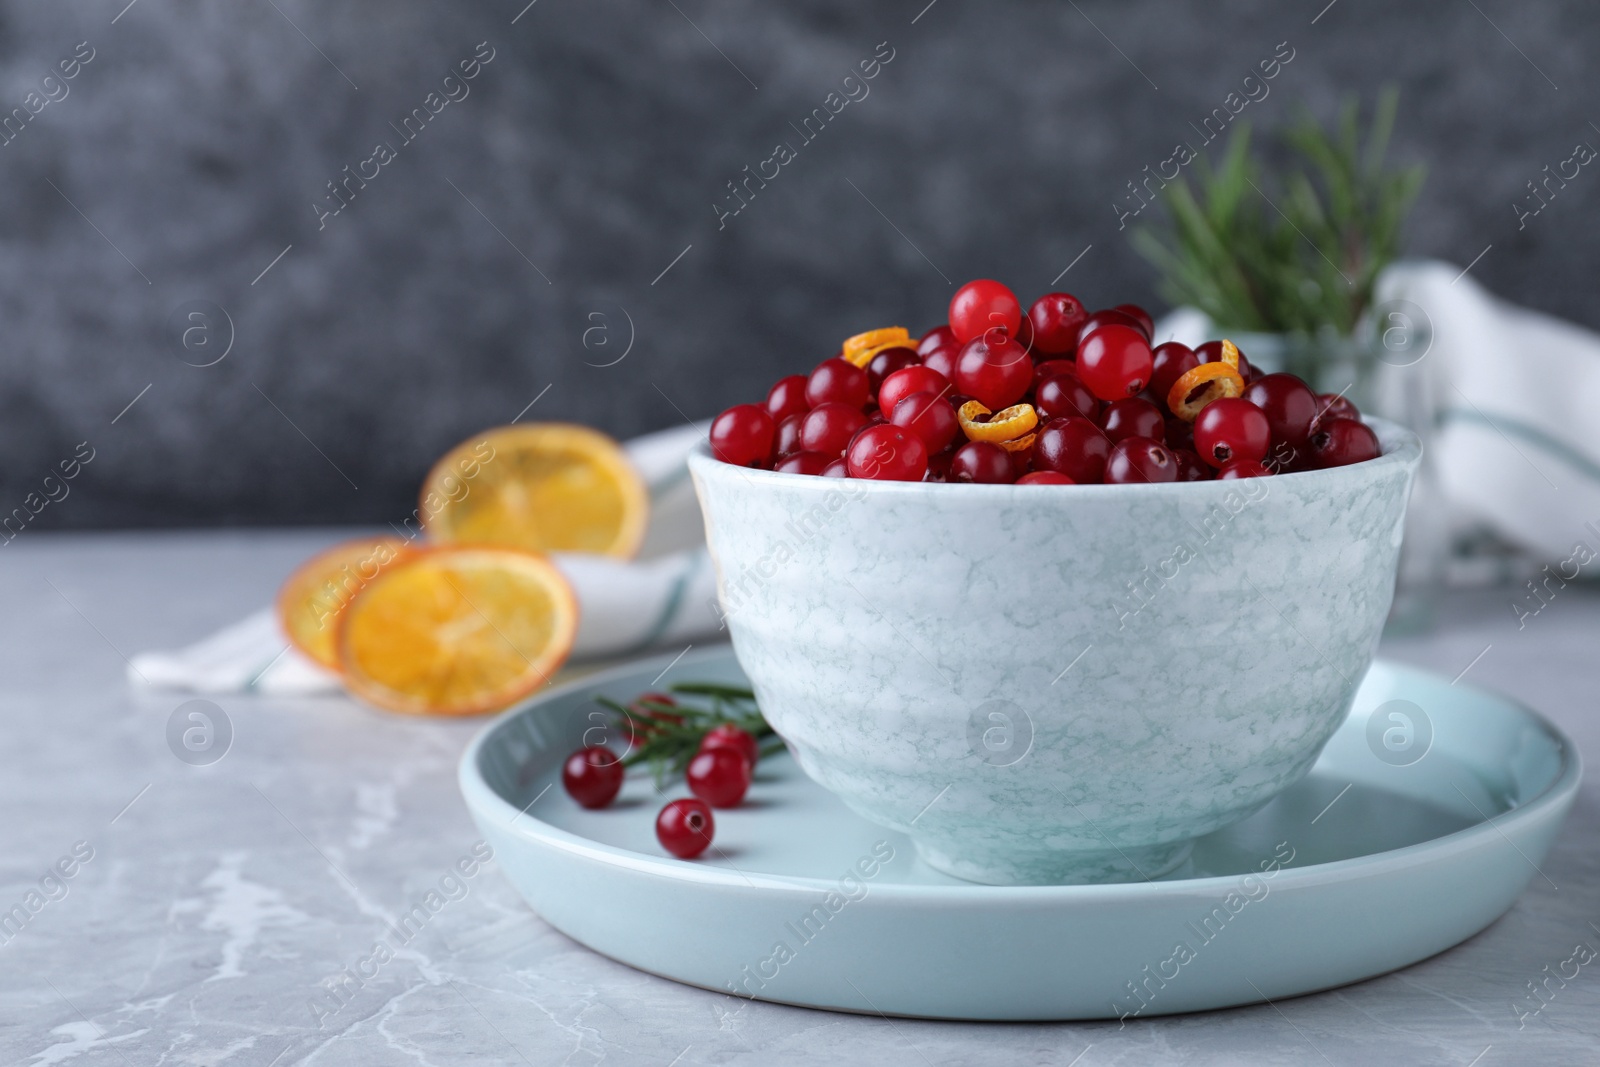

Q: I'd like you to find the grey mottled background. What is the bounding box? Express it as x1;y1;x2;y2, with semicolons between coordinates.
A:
3;0;1595;528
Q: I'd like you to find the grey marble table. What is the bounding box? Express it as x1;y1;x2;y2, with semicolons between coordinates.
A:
3;530;1596;1066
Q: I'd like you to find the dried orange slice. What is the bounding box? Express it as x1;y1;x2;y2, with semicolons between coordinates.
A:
421;424;647;558
957;400;1038;442
1219;338;1241;370
1167;363;1245;422
999;432;1037;454
842;326;910;365
277;536;415;671
338;546;578;716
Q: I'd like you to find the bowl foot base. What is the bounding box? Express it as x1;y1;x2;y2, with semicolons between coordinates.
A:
913;837;1194;886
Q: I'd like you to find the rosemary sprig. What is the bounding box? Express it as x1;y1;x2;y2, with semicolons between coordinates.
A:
592;681;776;787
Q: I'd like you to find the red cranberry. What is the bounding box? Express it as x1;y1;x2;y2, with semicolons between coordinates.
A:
805;357;870;409
1243;374;1320;451
1077;325;1153;401
1099;397;1165;444
1012;314;1035;354
821;458;848;477
1032;416;1110;483
775;450;832;476
1217;459;1271;479
1032;359;1077;388
1027;292;1088;357
878;365;950;418
1314;393;1361;426
1164;417;1195;452
686;746;752;808
799;402;868;457
846;424;929;481
1112;303;1155;338
922;346;958;381
765;375;811;423
924;450;954;482
1309;417;1380;468
1149;342;1200;401
954;336;1032;410
1035;372;1100;422
775;413;804;455
562;746;623;809
709;404;776;468
1077;309;1144;344
949;279;1022;344
1104;436;1177;483
656;798;715;858
1017;470;1076;485
1193;397;1272;468
1173;448;1210;481
891;392;960;454
919;325;956;355
866;347;921;392
700;724;760;768
1194;340;1255;382
950;441;1015;483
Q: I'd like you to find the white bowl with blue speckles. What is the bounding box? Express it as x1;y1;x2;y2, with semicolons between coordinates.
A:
688;419;1421;885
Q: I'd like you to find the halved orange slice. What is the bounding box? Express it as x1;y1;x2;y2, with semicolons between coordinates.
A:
421;424;647;558
276;536;415;671
338;546;578;716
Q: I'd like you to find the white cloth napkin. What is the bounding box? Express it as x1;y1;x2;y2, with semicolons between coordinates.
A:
128;422;722;695
1157;260;1600;564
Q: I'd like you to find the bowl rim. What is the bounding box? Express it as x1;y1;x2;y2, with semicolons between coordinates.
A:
689;416;1421;496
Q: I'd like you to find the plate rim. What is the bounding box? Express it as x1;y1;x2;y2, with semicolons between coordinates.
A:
458;644;1583;899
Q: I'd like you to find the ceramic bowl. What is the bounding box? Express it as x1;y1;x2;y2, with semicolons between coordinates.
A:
688;420;1421;885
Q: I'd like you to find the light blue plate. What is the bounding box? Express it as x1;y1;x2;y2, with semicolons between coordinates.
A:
458;647;1580;1020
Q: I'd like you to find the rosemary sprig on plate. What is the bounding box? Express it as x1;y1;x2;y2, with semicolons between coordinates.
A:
593;681;780;787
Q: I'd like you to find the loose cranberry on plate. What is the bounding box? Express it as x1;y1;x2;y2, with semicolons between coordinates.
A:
1150;342;1200;401
1027;292;1088;357
950;441;1015;484
890;392;960;454
955;335;1032;410
1243;374;1320;452
846;423;929;481
562;746;623;809
1032;416;1110;483
1035;372;1099;422
1100;397;1165;444
686;746;752;808
949;279;1023;344
775;450;832;476
700;723;760;768
866;347;921;392
1077;325;1153;401
805;357;871;409
657;798;715;858
919;324;956;355
1104;436;1178;484
766;375;812;422
1193;397;1271;469
878;365;950;418
1309;417;1380;468
799;402;868;457
710;404;776;468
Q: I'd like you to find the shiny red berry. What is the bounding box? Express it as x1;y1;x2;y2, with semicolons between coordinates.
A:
921;346;958;381
799;402;869;457
878;365;950;418
919;325;956;355
1149;342;1200;402
846;423;929;481
1243;374;1320;453
562;746;623;809
1077;308;1144;344
950;441;1015;483
775;450;832;475
686;746;752;808
1104;436;1178;484
1173;448;1210;481
1217;459;1271;479
1309;417;1380;468
1193;398;1272;469
821;458;848;477
1194;340;1255;382
1017;470;1076;485
1112;304;1155;338
1100;397;1165;444
891;392;960;454
805;357;870;409
866;347;921;393
656;797;715;858
1032;416;1110;483
700;724;760;768
954;336;1031;409
1035;372;1100;422
1314;393;1361;426
1027;292;1088;356
949;279;1022;344
1032;359;1077;388
1077;325;1153;401
709;405;776;468
765;375;812;423
775;413;804;456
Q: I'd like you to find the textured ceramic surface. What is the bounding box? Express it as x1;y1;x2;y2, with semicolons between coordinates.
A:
688;421;1422;884
458;647;1580;1020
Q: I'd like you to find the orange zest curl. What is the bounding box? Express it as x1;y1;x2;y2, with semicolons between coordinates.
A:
998;432;1036;455
1220;338;1241;370
1167;363;1245;422
957;401;1039;443
845;336;917;370
842;327;911;367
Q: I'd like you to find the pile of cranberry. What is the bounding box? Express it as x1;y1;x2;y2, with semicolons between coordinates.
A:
561;691;761;859
709;279;1380;483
